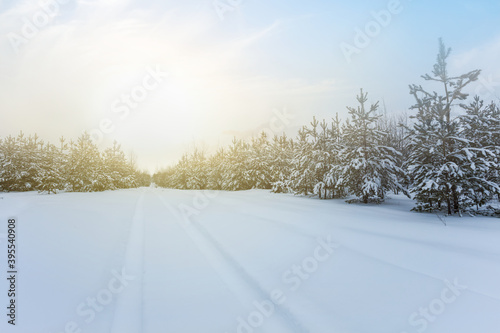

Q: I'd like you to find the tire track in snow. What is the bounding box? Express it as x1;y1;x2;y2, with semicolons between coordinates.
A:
216;196;500;263
110;189;146;333
233;210;500;303
154;191;310;333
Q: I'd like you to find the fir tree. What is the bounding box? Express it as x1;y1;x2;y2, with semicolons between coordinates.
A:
407;39;482;214
67;133;107;192
37;142;63;194
269;134;294;193
207;148;226;190
340;89;406;203
224;138;252;191
323;113;346;199
247;132;272;189
289;126;315;195
459;97;500;209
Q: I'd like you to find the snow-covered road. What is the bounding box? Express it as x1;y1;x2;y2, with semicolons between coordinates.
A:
1;188;500;333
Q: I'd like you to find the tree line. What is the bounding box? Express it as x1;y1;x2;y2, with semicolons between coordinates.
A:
153;40;500;215
0;132;151;193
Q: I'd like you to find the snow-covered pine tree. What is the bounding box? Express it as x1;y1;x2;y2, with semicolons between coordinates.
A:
461;97;500;148
313;118;336;199
0;133;43;192
269;134;294;193
207;148;226;190
0;135;18;192
291;117;334;199
36;142;63;194
289;125;315;195
173;153;191;189
407;39;482;214
224;138;252;191
66;133;108;192
103;141;137;189
376;110;411;194
459;97;500;210
247;132;272;189
19;133;42;191
323;113;346;199
307;117;325;198
186;148;208;190
57;136;69;190
340;89;406;203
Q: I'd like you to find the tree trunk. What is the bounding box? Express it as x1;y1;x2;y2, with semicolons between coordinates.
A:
452;186;459;214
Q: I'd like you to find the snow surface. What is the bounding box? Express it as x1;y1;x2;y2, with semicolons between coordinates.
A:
0;188;499;333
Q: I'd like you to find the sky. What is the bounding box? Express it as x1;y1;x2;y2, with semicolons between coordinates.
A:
1;0;499;172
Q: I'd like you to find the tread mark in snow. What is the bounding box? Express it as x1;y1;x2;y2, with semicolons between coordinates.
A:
155;191;310;333
243;211;500;303
110;189;146;333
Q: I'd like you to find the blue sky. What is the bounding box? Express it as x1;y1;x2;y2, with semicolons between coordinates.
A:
1;0;499;171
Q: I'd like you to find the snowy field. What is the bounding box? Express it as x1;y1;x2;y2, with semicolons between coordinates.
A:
1;187;500;333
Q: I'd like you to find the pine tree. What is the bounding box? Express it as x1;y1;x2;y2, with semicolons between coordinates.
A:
289;126;315;195
0;133;43;192
37;142;63;194
376;111;411;193
103;141;137;189
186;148;208;190
323;113;346;199
407;39;482;214
247;132;272;189
207;148;226;190
57;137;69;190
313;118;337;199
269;134;293;193
0;135;18;192
224;138;252;191
459;97;500;209
67;133;107;192
340;89;406;203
